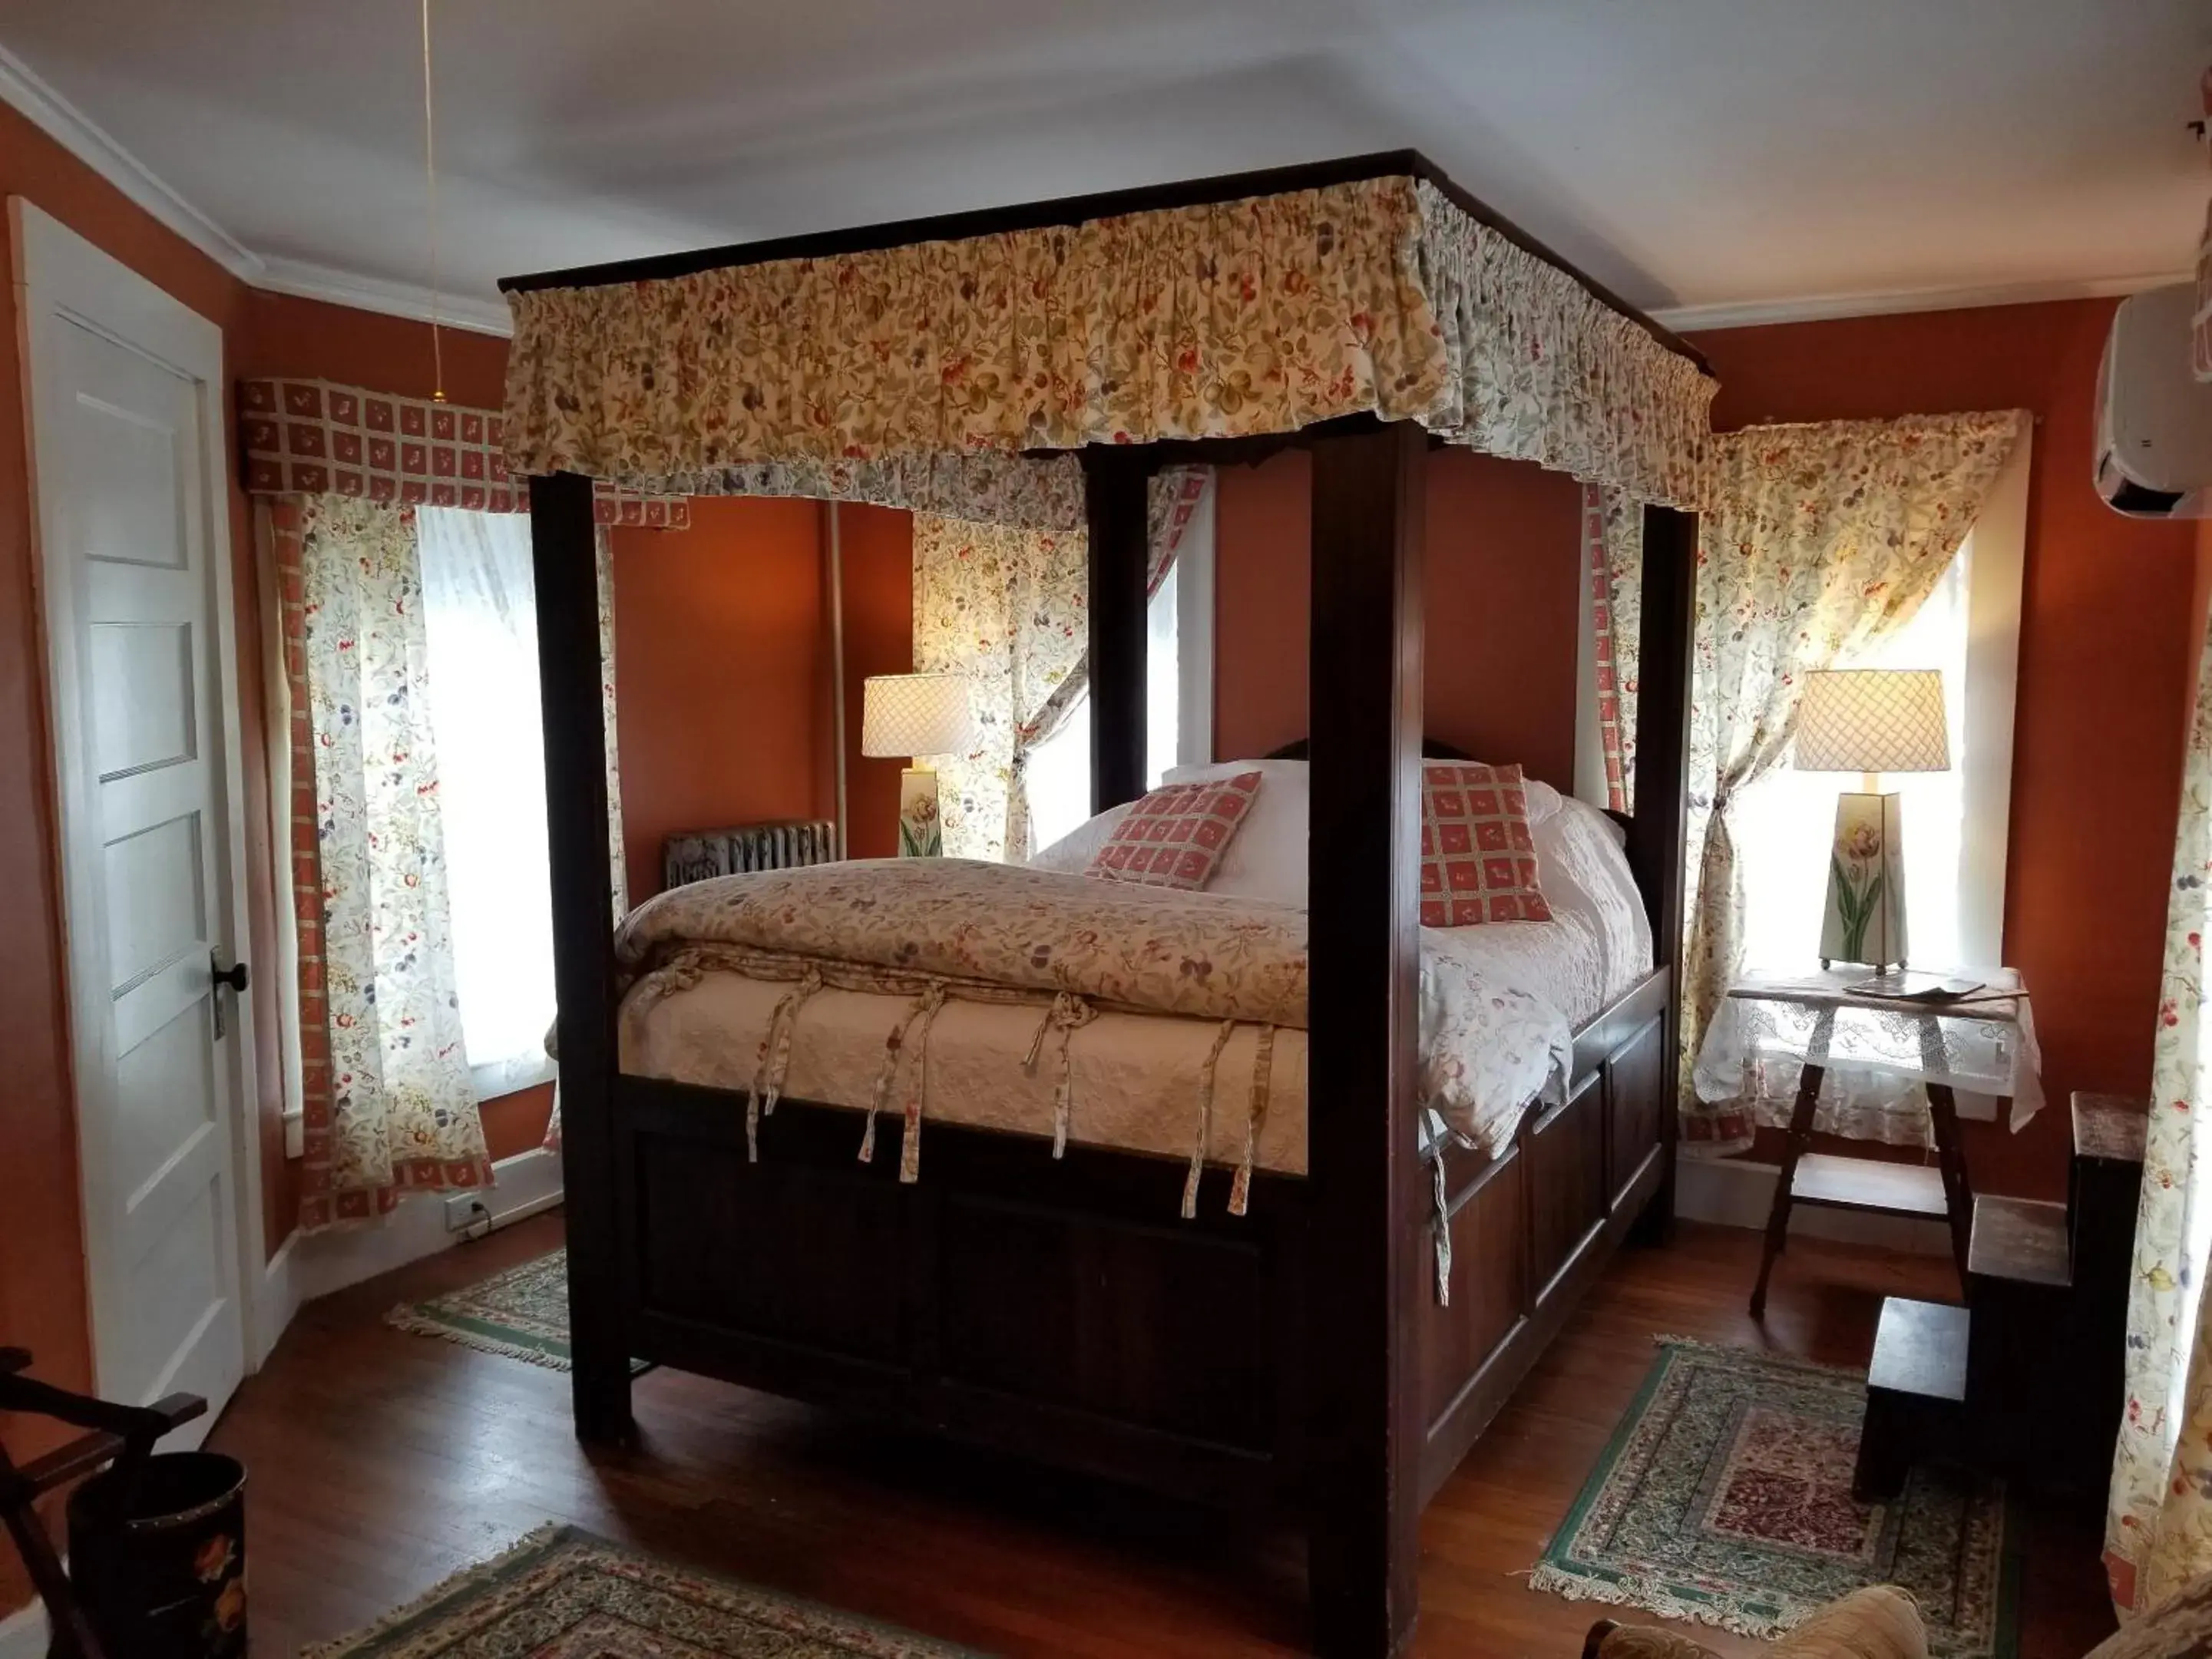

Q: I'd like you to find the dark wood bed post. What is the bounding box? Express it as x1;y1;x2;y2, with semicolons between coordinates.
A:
1084;448;1151;811
528;471;634;1446
1625;503;1698;1235
1304;419;1427;1658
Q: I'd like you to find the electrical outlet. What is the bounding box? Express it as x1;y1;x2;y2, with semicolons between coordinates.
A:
444;1192;494;1234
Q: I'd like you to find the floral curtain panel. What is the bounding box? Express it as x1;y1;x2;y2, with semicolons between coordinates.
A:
1674;411;2028;1155
503;175;1714;519
597;526;629;920
2108;616;2212;1616
914;469;1210;861
1582;486;1644;813
277;495;491;1228
273;494;632;1220
913;517;1089;861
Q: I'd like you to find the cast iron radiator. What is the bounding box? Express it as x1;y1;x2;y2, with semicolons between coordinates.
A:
662;820;839;890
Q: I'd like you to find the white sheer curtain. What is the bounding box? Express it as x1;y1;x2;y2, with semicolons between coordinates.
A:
417;507;558;1099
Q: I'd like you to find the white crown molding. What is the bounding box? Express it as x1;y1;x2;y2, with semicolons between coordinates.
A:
1653;270;2192;334
0;39;510;341
0;38;263;282
257;256;513;339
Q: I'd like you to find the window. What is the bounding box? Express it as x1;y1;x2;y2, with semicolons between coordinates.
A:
1732;435;2030;979
1023;480;1216;851
416;507;557;1099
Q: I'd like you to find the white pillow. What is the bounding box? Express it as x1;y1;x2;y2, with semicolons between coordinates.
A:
1027;801;1132;873
1031;758;1576;913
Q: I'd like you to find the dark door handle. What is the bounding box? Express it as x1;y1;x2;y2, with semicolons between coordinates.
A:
210;954;249;1039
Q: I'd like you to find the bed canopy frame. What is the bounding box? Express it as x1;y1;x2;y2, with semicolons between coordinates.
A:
504;149;1706;1659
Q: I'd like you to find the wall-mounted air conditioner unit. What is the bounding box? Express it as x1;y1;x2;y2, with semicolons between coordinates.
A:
2096;282;2212;519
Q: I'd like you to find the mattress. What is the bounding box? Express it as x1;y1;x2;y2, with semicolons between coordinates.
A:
618;795;1652;1178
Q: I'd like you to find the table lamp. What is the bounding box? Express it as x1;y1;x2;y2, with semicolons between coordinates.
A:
1793;668;1949;971
861;673;975;857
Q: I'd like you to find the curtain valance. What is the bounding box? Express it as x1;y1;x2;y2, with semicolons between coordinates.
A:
241;377;692;527
501;175;1715;519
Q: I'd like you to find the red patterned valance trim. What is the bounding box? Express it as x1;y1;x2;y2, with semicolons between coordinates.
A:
240;376;690;527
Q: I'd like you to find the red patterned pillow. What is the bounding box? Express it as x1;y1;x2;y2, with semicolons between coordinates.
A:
1420;762;1551;927
1086;772;1263;890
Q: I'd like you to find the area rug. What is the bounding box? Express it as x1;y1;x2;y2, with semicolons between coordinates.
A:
306;1524;983;1656
387;1249;643;1373
1532;1337;2020;1657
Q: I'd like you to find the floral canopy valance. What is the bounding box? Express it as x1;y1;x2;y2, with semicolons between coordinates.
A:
502;170;1716;525
242;377;690;527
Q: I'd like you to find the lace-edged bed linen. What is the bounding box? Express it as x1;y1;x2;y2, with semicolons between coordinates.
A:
612;858;1579;1207
1689;969;2042;1154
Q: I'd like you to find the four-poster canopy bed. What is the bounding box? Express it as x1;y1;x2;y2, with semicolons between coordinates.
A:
500;150;1711;1658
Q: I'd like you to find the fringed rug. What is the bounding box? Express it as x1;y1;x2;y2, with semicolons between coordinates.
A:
387;1249;644;1373
306;1525;983;1656
1532;1337;2020;1657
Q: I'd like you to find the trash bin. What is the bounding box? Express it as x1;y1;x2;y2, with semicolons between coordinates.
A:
65;1451;246;1659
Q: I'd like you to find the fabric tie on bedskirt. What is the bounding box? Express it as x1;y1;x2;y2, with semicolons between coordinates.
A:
1023;993;1098;1159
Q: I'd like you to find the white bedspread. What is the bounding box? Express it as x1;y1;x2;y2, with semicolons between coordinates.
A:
618;796;1651;1178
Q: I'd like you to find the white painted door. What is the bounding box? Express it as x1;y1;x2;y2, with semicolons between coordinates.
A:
15;201;262;1437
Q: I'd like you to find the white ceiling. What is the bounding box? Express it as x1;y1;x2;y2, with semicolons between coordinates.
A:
3;0;2206;333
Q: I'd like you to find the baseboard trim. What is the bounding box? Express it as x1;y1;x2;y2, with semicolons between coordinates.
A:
253;1225;305;1369
0;1595;48;1659
1678;1155;1950;1255
286;1147;564;1309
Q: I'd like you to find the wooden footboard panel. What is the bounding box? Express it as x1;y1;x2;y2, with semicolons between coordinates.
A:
1415;967;1672;1505
616;1076;1312;1509
590;966;1669;1517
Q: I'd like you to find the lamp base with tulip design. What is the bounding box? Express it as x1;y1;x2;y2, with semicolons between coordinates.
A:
897;765;944;858
1819;788;1908;971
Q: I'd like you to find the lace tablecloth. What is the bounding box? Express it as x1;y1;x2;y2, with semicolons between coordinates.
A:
1692;968;2042;1147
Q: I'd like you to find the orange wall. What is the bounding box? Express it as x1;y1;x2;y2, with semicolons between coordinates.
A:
1214;447;1585;788
611;497;837;901
1689;300;2201;1197
836;504;918;859
234;289;510;412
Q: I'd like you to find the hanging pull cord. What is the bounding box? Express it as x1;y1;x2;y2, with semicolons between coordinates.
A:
1023;992;1097;1158
1182;1020;1238;1221
1431;1157;1453;1307
744;967;822;1163
1228;1023;1277;1218
861;986;937;1165
418;0;446;403
898;987;951;1185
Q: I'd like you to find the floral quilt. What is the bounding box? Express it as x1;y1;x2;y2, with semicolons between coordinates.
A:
617;859;1572;1158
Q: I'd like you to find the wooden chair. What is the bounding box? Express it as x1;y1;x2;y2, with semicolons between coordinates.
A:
0;1348;204;1659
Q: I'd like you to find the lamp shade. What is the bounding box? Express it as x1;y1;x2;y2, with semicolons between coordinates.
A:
1794;669;1949;773
861;673;974;758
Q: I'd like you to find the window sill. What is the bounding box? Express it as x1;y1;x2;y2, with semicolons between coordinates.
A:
471;1053;557;1104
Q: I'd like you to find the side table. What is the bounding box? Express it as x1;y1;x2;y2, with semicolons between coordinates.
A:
1696;970;2039;1318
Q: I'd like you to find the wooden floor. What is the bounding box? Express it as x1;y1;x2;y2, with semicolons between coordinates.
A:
214;1215;2117;1657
